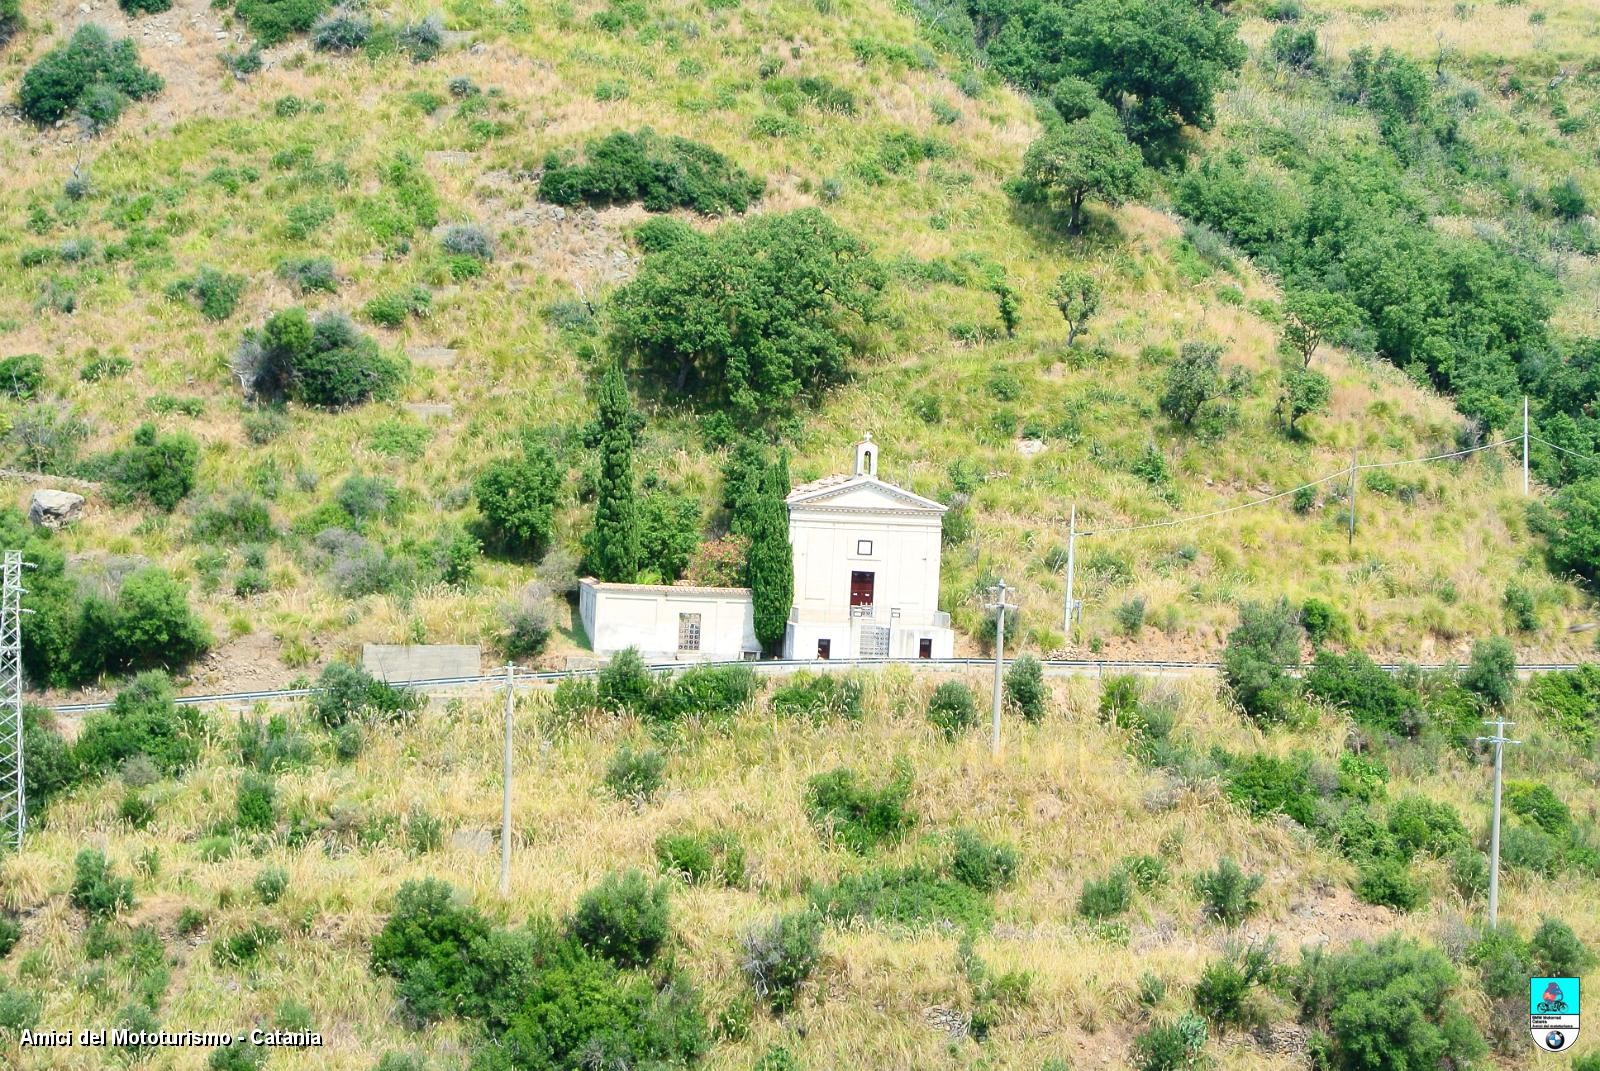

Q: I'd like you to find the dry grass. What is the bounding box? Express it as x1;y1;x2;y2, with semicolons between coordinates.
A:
4;670;1597;1068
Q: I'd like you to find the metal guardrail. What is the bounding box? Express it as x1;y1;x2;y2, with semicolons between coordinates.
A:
43;656;1589;714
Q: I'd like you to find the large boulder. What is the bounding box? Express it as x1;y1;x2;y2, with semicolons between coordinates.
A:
28;489;84;529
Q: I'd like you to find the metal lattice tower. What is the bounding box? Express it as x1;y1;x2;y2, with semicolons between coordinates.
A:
0;550;24;851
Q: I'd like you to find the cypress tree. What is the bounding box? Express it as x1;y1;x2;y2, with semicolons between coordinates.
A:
587;363;640;582
747;453;794;655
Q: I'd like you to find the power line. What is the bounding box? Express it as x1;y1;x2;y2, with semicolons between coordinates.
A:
1079;437;1516;538
1531;435;1599;463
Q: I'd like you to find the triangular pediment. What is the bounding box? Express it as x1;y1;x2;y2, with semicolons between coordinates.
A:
787;476;946;513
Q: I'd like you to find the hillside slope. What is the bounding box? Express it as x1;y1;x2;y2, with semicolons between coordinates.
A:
0;0;1593;700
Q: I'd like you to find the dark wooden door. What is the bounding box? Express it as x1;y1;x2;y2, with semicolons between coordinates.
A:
919;638;932;659
850;571;875;607
816;639;831;660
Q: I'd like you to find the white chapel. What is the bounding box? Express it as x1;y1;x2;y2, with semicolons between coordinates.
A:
578;435;955;662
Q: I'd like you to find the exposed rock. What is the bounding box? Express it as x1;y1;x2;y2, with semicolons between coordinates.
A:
29;489;85;529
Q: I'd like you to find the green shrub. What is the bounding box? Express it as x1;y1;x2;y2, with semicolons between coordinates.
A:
0;915;19;958
19;25;163;127
1460;636;1516;709
440;224;493;260
103;423;198;511
570;870;670;968
656;663;760;722
811;865;993;930
1386;795;1467;859
947;828;1019;892
208;1041;266;1070
1195;858;1262;927
1467;924;1531;999
1303;651;1421;736
604;744;666;802
119;790;155;829
927;680;978;737
740;910;823;1013
0;354;43;399
309;661;419;727
769;672;865;720
1131;1014;1208;1071
235;774;276;832
310;9;369;51
474;435;560;559
1223;752;1318;825
1525;666;1600;744
804;760;915;852
540;128;764;214
1448;846;1488;900
369;879;490;1022
236;308;403;408
76;672;205;778
1292;936;1485;1071
1193;945;1276;1031
654;830;746;887
277;256;339;294
173;268;246;321
1077;871;1131;919
1004;654;1047;722
1354;857;1426;911
235;0;329;45
210;922;281;967
1121;854;1170;891
406;810;443;855
1221;600;1302;726
1504;780;1571;834
0;0;22;46
362;287;431;328
253;867;289;905
1099;674;1142;726
597;647;655;713
71;849;134;918
398;15;442;61
1501;824;1561;875
1529;916;1593;977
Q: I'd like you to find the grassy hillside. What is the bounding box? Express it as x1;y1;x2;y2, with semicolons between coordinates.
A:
3;664;1598;1069
0;0;1594;699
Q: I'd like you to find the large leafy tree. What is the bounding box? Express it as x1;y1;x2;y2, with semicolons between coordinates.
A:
586;363;640;583
1158;342;1226;428
746;454;793;655
609;209;884;420
979;0;1244;155
1017;113;1146;233
1532;477;1600;587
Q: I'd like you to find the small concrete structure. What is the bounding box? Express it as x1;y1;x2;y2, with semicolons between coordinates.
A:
28;489;84;529
578;579;759;662
362;643;482;683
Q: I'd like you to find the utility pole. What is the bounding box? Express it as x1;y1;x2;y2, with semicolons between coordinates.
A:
984;580;1014;759
1061;504;1077;641
0;551;27;853
1522;395;1530;496
1346;449;1359;546
499;662;514;897
1476;717;1522;928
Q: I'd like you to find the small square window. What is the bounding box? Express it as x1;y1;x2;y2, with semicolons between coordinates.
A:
856;539;873;556
677;613;702;652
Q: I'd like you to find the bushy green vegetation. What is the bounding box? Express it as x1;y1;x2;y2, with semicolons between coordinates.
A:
926;679;978;737
804;760;916;852
540;129;765;215
235;308;403;408
610;209;884;420
19;26;163;127
654;829;746;887
309;661;421;727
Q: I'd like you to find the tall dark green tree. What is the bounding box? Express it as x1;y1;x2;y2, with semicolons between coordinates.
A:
747;453;793;655
586;363;640;583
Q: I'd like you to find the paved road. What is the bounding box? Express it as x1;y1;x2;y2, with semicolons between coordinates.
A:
44;656;1587;714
